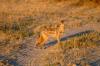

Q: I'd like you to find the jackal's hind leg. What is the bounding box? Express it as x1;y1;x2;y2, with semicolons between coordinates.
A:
39;36;48;49
36;33;48;49
56;34;62;49
35;34;43;48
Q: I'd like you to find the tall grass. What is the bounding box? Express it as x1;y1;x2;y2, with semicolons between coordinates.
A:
0;15;34;55
63;31;100;48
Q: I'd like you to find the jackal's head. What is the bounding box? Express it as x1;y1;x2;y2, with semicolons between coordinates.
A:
58;20;65;33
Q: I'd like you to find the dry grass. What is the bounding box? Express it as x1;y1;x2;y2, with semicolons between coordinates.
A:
0;16;34;55
0;0;100;66
42;31;100;66
62;31;100;49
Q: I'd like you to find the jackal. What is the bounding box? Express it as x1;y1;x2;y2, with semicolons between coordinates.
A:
35;20;64;48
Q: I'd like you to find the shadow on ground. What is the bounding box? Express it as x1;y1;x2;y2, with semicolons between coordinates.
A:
0;55;21;66
90;59;100;66
44;30;94;48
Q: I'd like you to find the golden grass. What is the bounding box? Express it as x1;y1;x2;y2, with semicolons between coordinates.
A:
40;31;100;66
0;1;100;65
0;16;34;55
62;31;100;49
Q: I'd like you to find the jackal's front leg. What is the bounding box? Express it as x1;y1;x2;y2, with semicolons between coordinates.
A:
57;37;60;44
56;33;63;50
56;33;60;44
56;34;60;47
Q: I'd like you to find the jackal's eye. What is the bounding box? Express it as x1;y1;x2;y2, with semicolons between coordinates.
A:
61;20;64;23
57;25;59;27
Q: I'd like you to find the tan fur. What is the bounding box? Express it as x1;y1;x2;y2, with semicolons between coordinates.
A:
35;20;64;47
